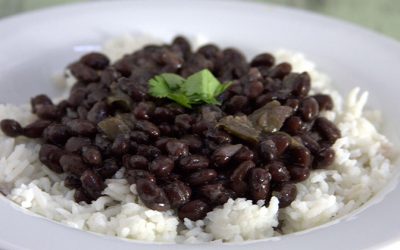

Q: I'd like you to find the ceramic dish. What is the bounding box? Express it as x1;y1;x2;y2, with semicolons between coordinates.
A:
0;1;400;249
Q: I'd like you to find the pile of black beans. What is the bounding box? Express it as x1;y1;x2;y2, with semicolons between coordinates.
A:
0;36;340;221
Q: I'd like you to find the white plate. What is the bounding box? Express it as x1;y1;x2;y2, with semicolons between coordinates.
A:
0;1;400;249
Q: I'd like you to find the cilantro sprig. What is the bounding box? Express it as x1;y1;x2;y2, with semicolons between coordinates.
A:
149;69;231;108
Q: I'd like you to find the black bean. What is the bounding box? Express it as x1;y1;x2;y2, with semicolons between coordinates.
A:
87;101;109;123
313;94;334;111
314;148;335;169
128;84;148;102
286;146;312;168
68;88;87;107
254;94;272;108
111;135;131;156
64;175;81;189
158;123;173;136
0;119;22;137
230;180;248;197
250;53;275;68
82;146;102;166
168;103;186;114
66;119;96;137
86;88;108;106
206;128;232;145
94;134;111;152
268;62;292;79
162;50;183;70
283;116;304;135
113;59;131;77
96;158;120;178
135;120;160;138
199;183;232;205
69;62;99;83
179;155;209;172
178;200;210;221
267;134;291;156
100;68;120;86
80;169;105;200
133;102;155;120
265;161;290;182
272;183;297;208
300;133;320;154
180;135;203;152
60;154;88;176
219;48;248;79
35;104;61;120
228;82;243;95
136;178;170;211
136;145;161;160
230;160;255;182
80;52;110;70
248;168;271;201
57;99;69;112
43;123;70;144
154;137;170;151
225;95;248;114
22;120;51;138
125;169;156;184
31;94;53;113
198;44;220;61
175;114;193;131
243;81;264;99
123;155;148;170
233;146;254;162
259;139;277;162
314;117;341;144
246;67;263;82
299;97;319;122
153;107;174;122
288;166;310;182
163;181;191;208
187;169;217;186
283;72;310;97
39;144;64;173
211;144;242;167
172;36;191;59
64;137;91;153
149;156;174;177
165;139;189;159
181;53;213;77
285;98;300;112
74;188;92;203
77;106;88;120
130;131;150;144
192;120;211;135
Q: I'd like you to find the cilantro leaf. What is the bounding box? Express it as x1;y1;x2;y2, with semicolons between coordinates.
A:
183;69;221;100
214;82;232;97
148;69;231;108
160;73;185;90
168;93;192;108
149;76;170;98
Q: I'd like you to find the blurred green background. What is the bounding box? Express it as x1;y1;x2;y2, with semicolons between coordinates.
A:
0;0;399;41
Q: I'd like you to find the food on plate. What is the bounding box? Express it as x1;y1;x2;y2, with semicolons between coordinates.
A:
0;35;396;242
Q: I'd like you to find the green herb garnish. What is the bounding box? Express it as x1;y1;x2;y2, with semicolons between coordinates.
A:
149;69;231;108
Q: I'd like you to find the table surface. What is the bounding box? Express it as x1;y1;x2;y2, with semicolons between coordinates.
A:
0;0;399;41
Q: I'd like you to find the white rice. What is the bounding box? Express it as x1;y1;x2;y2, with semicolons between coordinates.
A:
0;35;397;243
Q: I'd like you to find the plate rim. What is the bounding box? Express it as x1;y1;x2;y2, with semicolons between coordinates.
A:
0;1;400;249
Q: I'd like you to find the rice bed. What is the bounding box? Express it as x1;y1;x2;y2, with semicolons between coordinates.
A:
0;35;397;243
